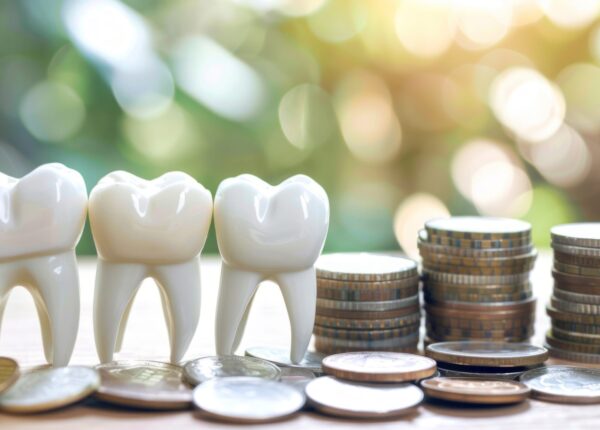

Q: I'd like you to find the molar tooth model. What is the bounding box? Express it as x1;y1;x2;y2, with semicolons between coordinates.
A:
89;171;212;363
0;163;88;366
214;174;329;364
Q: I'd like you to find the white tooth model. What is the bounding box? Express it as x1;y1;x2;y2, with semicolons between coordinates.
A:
89;171;212;363
214;174;329;364
0;163;87;367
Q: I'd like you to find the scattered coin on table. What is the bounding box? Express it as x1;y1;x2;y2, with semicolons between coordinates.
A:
322;351;437;382
95;360;192;410
0;357;19;395
193;377;305;423
183;355;281;386
426;341;548;367
520;366;600;404
245;346;324;373
421;377;530;404
305;376;423;419
0;366;100;413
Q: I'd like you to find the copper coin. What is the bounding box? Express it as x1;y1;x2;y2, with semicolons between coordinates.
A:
421;377;530;404
317;304;420;320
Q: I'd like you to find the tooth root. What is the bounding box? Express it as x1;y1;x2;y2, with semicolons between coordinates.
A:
215;263;261;356
231;292;256;353
114;299;134;353
275;267;316;364
27;252;81;367
153;259;201;363
94;260;146;363
31;292;53;364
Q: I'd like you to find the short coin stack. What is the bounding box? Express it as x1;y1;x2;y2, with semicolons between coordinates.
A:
547;223;600;363
314;253;420;354
419;217;537;343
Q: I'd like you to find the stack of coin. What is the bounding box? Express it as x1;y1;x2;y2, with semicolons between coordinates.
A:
547;223;600;363
313;253;420;354
419;217;537;343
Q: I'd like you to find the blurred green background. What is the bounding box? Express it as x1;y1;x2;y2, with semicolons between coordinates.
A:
2;0;600;257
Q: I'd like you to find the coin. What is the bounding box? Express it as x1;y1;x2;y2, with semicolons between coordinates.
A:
427;297;536;313
317;276;419;290
316;296;418;312
322;351;436;382
553;288;600;305
419;250;537;268
305;376;423;418
316;304;420;320
554;261;600;278
193;377;304;423
279;367;315;391
0;357;19;395
424;281;531;295
551;296;600;314
245;347;324;373
426;314;532;331
425;289;532;304
314;333;419;351
427;333;531;344
315;312;421;330
547;306;600;324
552;319;600;335
421;377;530;404
425;304;534;319
552;242;600;257
425;235;531;250
553;251;600;267
316;253;418;282
552;270;600;288
425;217;531;240
314;324;419;341
546;333;600;354
423;270;530;285
551;223;600;249
0;366;99;413
520;365;600;403
95;361;192;410
418;237;533;258
551;327;600;345
545;344;600;364
422;263;534;277
317;283;418;302
315;342;418;355
426;341;548;367
425;324;533;340
183;355;281;386
436;362;539;380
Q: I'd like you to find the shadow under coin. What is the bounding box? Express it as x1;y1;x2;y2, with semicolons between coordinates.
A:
423;397;531;417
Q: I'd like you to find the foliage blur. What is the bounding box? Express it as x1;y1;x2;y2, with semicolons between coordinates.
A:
2;0;600;256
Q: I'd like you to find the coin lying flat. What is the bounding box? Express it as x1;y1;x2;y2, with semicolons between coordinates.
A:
551;223;600;248
426;341;548;367
245;347;324;373
0;366;99;413
193;377;304;423
425;217;531;240
0;357;19;395
322;351;436;382
184;356;281;386
316;253;418;282
520;365;600;403
436;362;539;380
306;376;423;418
95;361;192;410
421;377;530;404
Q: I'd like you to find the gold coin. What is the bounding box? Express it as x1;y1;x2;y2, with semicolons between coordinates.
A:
0;357;19;395
547;305;600;324
418;237;533;258
316;253;418;282
425;341;548;367
546;333;600;355
316;304;420;320
315;312;421;330
0;366;99;413
420;377;530;404
551;223;600;249
95;360;192;410
322;351;436;383
551;327;600;345
317;284;418;302
313;324;419;341
424;217;531;241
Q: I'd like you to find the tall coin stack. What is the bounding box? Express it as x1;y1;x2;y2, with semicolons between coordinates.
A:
547;223;600;363
313;253;420;354
419;217;537;344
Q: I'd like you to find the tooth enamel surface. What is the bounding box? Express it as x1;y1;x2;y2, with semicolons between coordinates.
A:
90;171;212;363
214;174;329;364
0;163;87;366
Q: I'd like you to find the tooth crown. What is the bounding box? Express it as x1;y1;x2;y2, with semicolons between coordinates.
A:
0;163;87;261
89;171;212;264
214;174;329;272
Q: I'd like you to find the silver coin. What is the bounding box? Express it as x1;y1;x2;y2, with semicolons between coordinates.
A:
279;367;316;392
425;217;531;237
437;364;538;381
315;332;419;349
552;243;600;257
316;296;418;312
316;253;418;281
553;288;600;305
184;355;281;386
520;365;600;403
551;223;600;248
193;377;305;423
245;346;324;373
305;376;423;418
423;270;531;285
0;366;100;413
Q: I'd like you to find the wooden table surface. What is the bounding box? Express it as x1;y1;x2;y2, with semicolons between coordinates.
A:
1;252;599;429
